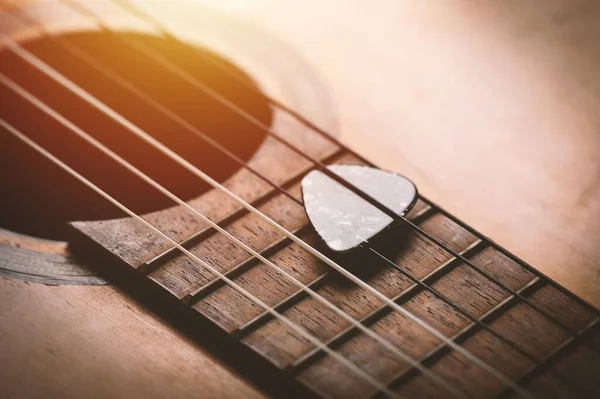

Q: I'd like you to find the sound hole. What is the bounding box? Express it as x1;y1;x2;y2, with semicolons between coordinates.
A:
0;31;270;240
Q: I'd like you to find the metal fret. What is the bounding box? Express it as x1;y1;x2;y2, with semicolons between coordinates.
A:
233;273;333;338
388;209;587;343
370;244;585;389
184;199;432;306
288;238;485;374
187;204;434;316
382;277;543;395
491;317;600;399
183;224;312;305
139;147;345;275
420;196;600;319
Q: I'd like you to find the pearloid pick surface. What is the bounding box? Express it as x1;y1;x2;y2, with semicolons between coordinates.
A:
301;164;417;252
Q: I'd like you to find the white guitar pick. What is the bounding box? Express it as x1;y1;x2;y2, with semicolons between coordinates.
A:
301;164;417;252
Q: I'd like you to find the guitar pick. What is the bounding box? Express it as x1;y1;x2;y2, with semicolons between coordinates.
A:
301;164;417;252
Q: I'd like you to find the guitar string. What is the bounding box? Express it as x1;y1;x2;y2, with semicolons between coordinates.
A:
0;58;469;397
104;0;600;361
3;2;548;396
0;75;464;399
6;8;578;396
52;0;570;390
106;0;401;170
1;5;542;395
5;6;302;206
0;29;535;399
58;0;583;341
108;0;600;327
0;118;400;399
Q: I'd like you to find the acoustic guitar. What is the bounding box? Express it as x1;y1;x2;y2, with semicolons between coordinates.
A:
1;1;599;398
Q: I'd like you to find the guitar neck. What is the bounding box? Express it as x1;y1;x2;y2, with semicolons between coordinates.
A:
70;134;600;399
2;1;599;397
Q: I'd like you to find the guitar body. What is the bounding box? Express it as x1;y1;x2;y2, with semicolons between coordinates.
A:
1;1;599;398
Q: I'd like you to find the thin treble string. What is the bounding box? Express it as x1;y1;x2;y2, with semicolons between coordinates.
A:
0;21;534;398
64;0;583;341
368;246;582;399
8;10;574;394
0;72;465;397
0;30;534;399
57;0;424;219
120;1;600;340
0;119;398;398
30;3;541;395
8;7;302;205
109;0;376;165
0;74;467;399
45;6;538;396
107;2;600;349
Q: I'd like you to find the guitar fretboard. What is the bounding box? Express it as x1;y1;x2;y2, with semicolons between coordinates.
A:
72;137;600;399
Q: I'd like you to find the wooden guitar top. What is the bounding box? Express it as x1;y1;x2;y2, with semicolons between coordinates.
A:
1;1;599;398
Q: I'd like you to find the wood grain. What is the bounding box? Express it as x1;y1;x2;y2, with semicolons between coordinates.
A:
0;278;265;399
151;0;600;308
70;141;600;397
2;1;600;398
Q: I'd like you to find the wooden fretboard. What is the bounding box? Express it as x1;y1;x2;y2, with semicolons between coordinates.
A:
70;124;600;399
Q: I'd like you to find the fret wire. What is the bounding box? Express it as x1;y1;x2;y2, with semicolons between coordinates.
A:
139;148;345;275
490;317;600;399
420;197;600;357
0;119;399;398
419;196;600;319
368;248;570;375
184;200;431;305
59;0;584;343
183;224;312;306
234;205;436;340
289;238;485;374
378;277;543;398
233;273;333;338
371;266;591;398
106;0;600;329
378;210;584;337
0;70;468;399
